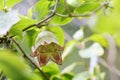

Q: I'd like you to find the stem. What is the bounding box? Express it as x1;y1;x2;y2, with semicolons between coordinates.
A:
55;2;109;17
22;24;37;32
93;2;109;14
11;38;50;80
23;0;59;31
0;38;6;41
55;13;69;17
22;1;109;31
37;0;58;25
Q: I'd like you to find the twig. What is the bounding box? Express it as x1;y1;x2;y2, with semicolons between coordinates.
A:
0;38;6;41
55;13;69;17
11;38;50;80
93;2;109;14
55;12;90;17
55;2;109;17
22;24;37;32
37;0;58;25
22;0;59;31
22;1;109;31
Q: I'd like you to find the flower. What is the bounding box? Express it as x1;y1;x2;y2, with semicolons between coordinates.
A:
31;42;63;66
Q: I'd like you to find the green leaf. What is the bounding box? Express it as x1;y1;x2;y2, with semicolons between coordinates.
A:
42;62;60;76
47;26;65;46
88;34;109;47
50;72;74;80
25;29;40;47
79;43;104;58
15;36;32;54
9;16;37;37
0;49;32;80
61;73;74;80
50;5;73;25
72;71;91;80
74;2;100;14
0;10;20;35
34;0;53;20
51;75;62;80
0;0;22;10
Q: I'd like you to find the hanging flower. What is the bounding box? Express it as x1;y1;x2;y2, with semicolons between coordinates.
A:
31;30;64;66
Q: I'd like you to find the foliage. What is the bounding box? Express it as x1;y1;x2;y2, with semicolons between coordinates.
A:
0;0;120;80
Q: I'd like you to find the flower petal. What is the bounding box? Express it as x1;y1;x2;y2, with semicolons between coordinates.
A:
37;54;49;66
50;51;62;65
51;42;64;51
